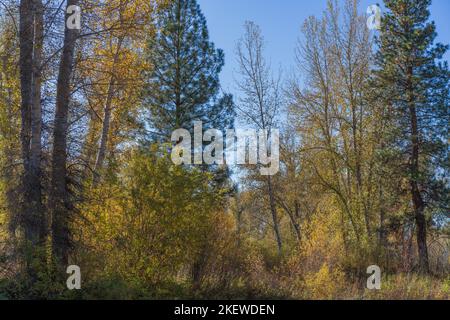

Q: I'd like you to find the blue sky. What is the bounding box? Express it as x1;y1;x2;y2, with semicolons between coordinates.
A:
197;0;450;95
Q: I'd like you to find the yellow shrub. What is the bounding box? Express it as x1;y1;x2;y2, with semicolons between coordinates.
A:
305;264;346;299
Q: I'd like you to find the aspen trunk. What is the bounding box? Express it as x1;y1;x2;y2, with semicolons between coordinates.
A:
50;0;80;266
93;37;123;185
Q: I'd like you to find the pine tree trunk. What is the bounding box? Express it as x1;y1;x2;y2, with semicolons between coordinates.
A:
409;118;429;273
407;67;429;274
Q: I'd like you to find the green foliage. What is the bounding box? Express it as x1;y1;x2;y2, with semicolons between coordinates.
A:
75;146;227;292
364;274;449;300
374;0;450;219
0;246;66;300
143;0;234;140
0;0;448;301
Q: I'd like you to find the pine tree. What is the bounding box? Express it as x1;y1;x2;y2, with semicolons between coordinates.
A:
143;0;234;140
373;0;450;273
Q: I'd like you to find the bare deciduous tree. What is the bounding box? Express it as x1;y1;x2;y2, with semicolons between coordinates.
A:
235;21;283;254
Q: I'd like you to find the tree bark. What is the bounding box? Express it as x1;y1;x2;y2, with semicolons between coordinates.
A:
19;0;33;175
92;78;114;185
29;0;45;241
50;0;80;266
409;107;429;274
19;0;45;243
92;37;124;185
278;198;301;243
18;0;47;281
268;176;282;254
407;66;429;274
